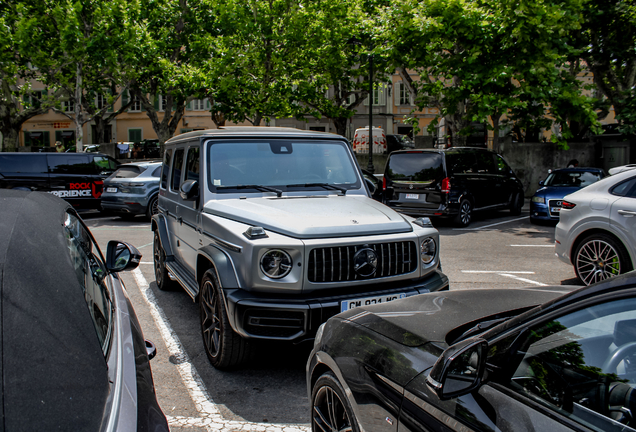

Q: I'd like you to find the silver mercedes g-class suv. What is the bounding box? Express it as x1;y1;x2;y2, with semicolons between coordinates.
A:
152;127;448;369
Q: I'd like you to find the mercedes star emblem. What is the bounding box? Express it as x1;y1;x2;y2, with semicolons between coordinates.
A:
353;247;379;278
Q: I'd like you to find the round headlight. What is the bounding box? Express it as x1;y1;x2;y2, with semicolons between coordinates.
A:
260;249;293;279
421;238;436;264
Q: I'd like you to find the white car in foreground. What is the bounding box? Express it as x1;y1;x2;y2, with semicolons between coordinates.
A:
555;168;636;285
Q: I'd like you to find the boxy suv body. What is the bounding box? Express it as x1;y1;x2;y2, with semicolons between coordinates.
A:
383;148;524;226
152;127;448;369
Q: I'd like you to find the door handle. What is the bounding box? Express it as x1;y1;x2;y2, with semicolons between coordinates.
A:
617;210;636;217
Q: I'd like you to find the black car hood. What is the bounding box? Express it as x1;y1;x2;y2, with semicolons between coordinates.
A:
339;288;565;348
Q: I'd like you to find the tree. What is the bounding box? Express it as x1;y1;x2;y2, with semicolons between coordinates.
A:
128;0;218;144
0;0;58;150
16;0;138;151
384;0;598;150
576;0;636;135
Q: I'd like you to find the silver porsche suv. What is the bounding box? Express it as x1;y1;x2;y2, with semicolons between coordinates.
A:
152;127;448;369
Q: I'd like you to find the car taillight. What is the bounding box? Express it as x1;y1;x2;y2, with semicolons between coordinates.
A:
441;177;450;193
383;176;386;191
562;201;576;210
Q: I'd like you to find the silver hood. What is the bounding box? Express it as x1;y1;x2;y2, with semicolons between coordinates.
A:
203;195;413;239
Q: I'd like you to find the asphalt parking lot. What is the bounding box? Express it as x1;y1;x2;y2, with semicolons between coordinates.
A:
82;202;580;432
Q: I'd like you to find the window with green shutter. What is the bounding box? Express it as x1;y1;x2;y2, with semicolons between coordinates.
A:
128;129;142;142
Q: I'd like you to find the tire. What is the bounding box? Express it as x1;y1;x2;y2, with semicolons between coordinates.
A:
574;233;633;286
510;192;523;215
454;199;473;227
311;372;360;432
146;195;159;219
199;269;250;369
153;231;177;291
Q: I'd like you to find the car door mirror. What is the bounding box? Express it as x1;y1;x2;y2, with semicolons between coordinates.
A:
426;337;487;400
539;180;544;186
180;179;199;201
106;241;142;272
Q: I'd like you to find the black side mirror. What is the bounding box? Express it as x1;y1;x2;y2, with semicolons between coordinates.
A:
180;179;199;201
145;339;157;360
539;180;544;186
426;337;488;400
106;241;142;272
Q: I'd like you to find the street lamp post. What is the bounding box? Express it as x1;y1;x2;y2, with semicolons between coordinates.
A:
367;53;374;174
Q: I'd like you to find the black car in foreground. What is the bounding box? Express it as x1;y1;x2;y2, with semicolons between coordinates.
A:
0;189;168;431
307;272;636;432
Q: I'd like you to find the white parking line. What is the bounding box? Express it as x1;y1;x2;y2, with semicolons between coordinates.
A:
131;268;310;432
453;216;528;231
462;270;535;274
500;273;548;286
510;245;553;248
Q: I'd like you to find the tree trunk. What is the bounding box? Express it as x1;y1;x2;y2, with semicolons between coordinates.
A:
0;127;19;150
74;63;85;152
333;117;349;137
490;111;501;153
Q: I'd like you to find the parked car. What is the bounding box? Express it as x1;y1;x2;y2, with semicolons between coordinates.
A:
385;133;415;153
383;147;524;226
101;161;162;219
352;126;387;154
555;169;636;285
530;167;606;223
153;126;448;369
0;152;119;209
0;189;168;431
307;271;636;432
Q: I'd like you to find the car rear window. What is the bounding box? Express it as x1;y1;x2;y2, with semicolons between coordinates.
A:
0;154;48;173
386;153;444;183
544;171;603;188
110;166;142;179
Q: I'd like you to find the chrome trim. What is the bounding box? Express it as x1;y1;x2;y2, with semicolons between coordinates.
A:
202;230;242;253
104;281;124;432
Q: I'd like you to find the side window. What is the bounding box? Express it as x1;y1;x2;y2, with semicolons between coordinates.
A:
474;152;496;174
611;177;636;198
151;166;162;177
498;297;636;431
494;155;512;175
446;153;475;174
170;148;184;191
93;156;118;174
63;212;112;354
48;155;93;174
160;149;173;189
0;155;48;173
185;146;200;181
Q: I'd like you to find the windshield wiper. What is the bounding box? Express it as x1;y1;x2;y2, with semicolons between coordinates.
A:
287;183;347;195
216;184;282;197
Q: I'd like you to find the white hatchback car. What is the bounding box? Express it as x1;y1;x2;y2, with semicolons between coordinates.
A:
555;169;636;285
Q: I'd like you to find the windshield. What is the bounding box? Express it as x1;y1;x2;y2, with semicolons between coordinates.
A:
206;139;360;192
544;170;602;188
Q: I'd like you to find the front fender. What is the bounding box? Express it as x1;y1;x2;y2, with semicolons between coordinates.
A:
151;213;173;257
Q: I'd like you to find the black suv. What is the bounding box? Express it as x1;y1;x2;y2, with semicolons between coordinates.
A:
383;147;524;226
0;152;119;209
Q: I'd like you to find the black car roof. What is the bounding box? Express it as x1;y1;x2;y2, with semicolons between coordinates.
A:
0;189;108;430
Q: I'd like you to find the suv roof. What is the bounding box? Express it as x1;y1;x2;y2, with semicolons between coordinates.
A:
166;126;341;144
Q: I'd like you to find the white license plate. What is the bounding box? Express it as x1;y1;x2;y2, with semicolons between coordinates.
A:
341;293;406;312
405;193;419;199
551;207;561;213
106;187;117;193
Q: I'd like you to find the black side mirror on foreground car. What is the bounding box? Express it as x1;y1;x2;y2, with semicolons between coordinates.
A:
106;241;142;272
426;337;488;400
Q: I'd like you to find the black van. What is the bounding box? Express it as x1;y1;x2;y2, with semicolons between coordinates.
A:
0;153;119;209
383;147;524;226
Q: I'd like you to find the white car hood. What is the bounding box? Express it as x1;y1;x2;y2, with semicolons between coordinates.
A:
203;195;413;239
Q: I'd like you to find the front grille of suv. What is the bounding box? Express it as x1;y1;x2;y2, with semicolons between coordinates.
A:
308;241;418;283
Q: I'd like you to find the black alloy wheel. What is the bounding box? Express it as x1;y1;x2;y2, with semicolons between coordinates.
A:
199;269;250;369
146;195;159;219
153;231;177;291
510;192;523;215
454;198;473;227
574;233;632;286
312;372;359;432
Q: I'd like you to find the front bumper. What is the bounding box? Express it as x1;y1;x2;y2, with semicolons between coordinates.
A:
385;202;456;218
223;269;449;342
530;202;558;221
